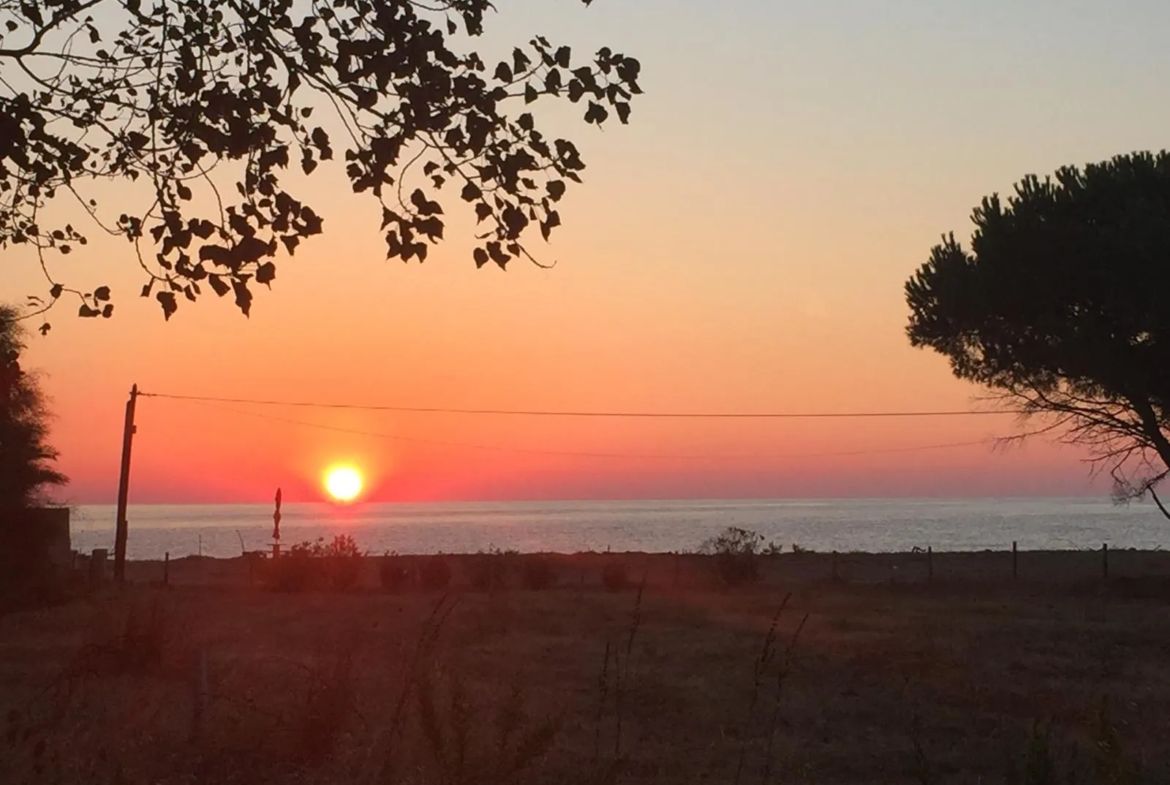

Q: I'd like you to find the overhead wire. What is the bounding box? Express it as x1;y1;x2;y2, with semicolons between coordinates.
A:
170;398;1006;463
138;390;1012;419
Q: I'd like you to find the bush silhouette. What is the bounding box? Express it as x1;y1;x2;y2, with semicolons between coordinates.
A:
700;527;764;587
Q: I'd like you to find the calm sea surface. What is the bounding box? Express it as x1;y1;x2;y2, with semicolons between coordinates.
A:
69;497;1169;559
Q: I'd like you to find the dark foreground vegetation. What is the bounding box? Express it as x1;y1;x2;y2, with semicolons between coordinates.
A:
2;545;1170;784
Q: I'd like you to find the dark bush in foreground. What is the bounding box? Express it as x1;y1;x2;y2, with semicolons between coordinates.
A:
521;556;557;591
419;555;452;591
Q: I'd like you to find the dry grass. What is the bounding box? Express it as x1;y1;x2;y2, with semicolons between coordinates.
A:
0;561;1169;783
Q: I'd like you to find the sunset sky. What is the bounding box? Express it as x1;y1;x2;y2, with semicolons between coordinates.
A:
7;0;1170;504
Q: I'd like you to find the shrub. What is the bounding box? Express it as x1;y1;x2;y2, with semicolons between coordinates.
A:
762;540;784;557
700;527;764;587
322;534;364;591
379;552;411;593
268;535;366;592
419;555;453;591
270;541;326;592
521;555;557;591
602;562;629;592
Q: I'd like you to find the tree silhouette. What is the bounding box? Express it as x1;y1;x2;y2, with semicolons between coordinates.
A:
0;0;641;325
0;305;66;608
906;151;1170;515
0;304;66;511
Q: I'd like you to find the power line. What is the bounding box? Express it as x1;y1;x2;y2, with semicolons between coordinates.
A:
139;391;1010;419
174;398;1003;462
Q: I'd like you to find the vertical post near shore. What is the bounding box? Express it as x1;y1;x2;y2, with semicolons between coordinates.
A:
114;384;139;585
927;546;933;584
272;488;282;559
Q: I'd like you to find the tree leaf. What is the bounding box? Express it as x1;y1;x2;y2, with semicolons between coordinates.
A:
232;278;253;316
208;275;230;297
256;262;277;285
156;291;178;320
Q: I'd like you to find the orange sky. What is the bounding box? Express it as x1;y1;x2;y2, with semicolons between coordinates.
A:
7;0;1168;504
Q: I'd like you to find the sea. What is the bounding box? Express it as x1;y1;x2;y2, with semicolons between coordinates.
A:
68;497;1169;560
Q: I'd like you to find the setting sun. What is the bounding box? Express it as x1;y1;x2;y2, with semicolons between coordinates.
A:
324;466;363;502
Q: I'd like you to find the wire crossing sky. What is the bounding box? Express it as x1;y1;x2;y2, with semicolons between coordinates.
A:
139;391;1012;419
167;396;1007;462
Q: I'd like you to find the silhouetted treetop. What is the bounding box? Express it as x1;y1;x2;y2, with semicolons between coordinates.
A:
0;0;641;325
906;151;1170;510
0;305;65;510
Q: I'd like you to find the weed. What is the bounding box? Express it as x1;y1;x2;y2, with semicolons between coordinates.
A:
734;594;790;785
759;606;807;785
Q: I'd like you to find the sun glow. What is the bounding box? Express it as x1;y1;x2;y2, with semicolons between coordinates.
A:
324;466;364;502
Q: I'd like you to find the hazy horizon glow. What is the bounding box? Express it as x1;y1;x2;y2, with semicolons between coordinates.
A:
8;0;1168;505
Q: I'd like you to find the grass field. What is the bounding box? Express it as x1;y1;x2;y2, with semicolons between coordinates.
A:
1;553;1169;784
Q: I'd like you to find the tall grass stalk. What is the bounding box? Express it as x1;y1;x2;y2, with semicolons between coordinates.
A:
734;593;791;785
759;610;808;785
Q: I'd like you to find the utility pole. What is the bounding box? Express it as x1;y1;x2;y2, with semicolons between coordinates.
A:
114;384;139;585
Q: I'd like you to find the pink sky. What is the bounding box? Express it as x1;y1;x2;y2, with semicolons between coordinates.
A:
7;0;1163;504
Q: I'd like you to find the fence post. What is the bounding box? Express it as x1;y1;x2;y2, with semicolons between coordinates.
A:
163;552;169;587
1012;541;1018;581
927;546;933;584
1102;543;1109;581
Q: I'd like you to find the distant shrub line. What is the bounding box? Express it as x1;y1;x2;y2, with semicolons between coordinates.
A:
262;527;815;594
